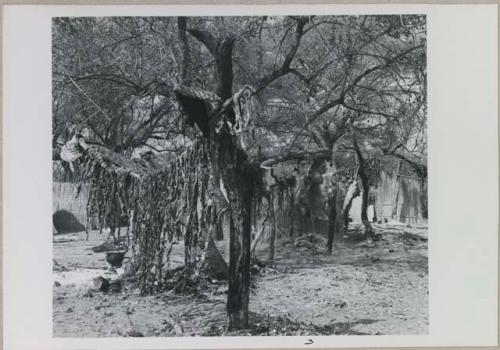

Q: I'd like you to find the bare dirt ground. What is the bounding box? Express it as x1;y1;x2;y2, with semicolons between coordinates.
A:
53;222;428;337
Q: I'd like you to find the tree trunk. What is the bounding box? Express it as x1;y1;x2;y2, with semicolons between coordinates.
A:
351;128;374;239
185;28;256;331
211;135;255;330
359;176;374;238
326;188;337;254
304;160;323;235
289;187;295;238
343;199;352;230
211;136;255;330
268;192;277;260
392;159;403;219
342;180;360;230
226;185;253;330
334;190;345;242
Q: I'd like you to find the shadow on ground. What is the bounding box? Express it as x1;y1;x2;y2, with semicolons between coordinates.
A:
261;224;428;276
206;312;380;336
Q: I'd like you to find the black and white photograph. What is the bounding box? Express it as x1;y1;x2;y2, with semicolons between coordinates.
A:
51;14;429;338
2;3;499;349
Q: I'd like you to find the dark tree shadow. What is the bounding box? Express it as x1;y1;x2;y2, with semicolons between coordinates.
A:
244;313;381;336
203;312;383;336
326;318;381;335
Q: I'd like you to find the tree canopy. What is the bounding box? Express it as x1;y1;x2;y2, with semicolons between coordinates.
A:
53;15;426;168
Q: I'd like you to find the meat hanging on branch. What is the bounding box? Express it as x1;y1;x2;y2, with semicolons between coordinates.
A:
63;77;263;301
174;81;263;330
66;134;216;294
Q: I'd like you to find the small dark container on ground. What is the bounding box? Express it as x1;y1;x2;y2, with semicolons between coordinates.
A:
106;251;126;268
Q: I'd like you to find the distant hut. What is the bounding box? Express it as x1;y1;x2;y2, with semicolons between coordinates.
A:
349;157;427;225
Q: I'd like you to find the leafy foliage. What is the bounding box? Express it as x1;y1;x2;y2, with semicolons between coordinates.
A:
53;15;426;162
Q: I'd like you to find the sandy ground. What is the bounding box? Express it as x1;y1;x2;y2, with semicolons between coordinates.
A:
53;222;428;337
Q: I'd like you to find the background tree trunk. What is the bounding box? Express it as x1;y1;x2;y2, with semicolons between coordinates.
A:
268;192;277;260
359;174;374;238
334;190;345;242
342;180;360;230
326;187;337;254
288;187;295;238
351;128;374;239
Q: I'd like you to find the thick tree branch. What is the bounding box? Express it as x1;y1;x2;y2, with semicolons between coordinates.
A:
188;29;235;100
187;29;219;57
178;17;189;82
255;17;308;93
286;97;344;150
344;45;424;93
286;44;423;152
382;143;427;175
342;102;399;120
